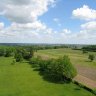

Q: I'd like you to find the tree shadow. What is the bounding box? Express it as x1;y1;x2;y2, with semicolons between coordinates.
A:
85;60;91;62
38;71;71;84
29;63;71;84
74;88;81;91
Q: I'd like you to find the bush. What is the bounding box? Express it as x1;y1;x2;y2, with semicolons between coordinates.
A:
29;55;77;82
0;48;5;56
45;56;77;82
88;54;95;62
4;48;13;57
82;50;88;54
14;52;23;62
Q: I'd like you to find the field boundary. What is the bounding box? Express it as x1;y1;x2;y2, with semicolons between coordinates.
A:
73;80;96;95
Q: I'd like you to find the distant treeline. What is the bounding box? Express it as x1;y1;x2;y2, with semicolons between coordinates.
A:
0;44;96;52
82;45;96;52
0;43;86;50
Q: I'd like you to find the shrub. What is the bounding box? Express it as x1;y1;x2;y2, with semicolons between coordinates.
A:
46;56;77;82
4;48;13;57
88;54;95;62
14;52;23;62
30;55;77;82
82;50;88;54
0;48;5;56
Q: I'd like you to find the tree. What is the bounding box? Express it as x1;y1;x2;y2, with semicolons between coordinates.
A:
4;48;13;57
15;53;23;62
29;55;77;83
14;51;23;62
88;54;95;62
46;56;77;82
82;50;88;54
0;48;5;56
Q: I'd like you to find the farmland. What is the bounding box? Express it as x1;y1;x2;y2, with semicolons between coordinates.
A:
0;56;95;96
35;48;96;88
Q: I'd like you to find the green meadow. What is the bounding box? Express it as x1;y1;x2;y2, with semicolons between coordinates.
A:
36;48;96;68
0;57;95;96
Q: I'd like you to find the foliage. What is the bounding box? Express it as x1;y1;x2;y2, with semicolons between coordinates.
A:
23;48;34;60
14;47;34;62
30;55;77;82
82;50;88;54
82;45;96;52
88;54;95;62
0;48;5;56
45;56;77;82
4;48;13;57
14;51;23;62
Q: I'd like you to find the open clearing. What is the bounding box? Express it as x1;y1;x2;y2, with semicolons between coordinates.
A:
0;57;95;96
35;48;96;88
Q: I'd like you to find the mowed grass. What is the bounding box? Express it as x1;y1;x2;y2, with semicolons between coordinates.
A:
36;48;96;68
0;57;95;96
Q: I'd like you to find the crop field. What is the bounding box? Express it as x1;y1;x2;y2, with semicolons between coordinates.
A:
35;48;96;88
0;57;95;96
36;48;96;68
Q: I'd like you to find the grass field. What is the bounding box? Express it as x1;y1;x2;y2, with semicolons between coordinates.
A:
0;57;95;96
35;48;96;89
36;48;96;68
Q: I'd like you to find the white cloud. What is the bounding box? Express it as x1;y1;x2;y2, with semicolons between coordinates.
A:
0;1;96;44
72;5;96;21
0;22;4;30
62;29;71;34
0;24;96;44
0;0;55;23
81;21;96;31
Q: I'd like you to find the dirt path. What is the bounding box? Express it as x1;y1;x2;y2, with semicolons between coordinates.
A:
74;75;96;88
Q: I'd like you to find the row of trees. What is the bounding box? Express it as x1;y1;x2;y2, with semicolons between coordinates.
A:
0;46;77;83
0;48;14;57
0;46;34;62
30;56;77;83
82;45;96;52
14;47;34;62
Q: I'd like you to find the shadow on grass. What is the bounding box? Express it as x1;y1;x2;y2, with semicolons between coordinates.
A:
29;63;71;84
74;88;81;90
85;60;92;62
38;70;71;84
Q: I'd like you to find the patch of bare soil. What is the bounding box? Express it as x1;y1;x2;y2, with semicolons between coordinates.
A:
75;65;96;81
35;53;51;60
74;75;96;88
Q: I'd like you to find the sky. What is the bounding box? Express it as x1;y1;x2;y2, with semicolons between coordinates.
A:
0;0;96;44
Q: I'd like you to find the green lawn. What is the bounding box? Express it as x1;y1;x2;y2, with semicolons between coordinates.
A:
0;57;95;96
36;48;96;68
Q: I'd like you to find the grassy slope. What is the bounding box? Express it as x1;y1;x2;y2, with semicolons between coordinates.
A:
0;57;95;96
36;48;96;68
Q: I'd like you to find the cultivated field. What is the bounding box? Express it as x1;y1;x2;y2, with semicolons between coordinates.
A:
35;48;96;88
0;57;95;96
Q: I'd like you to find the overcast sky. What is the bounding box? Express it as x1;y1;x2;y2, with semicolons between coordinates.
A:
0;0;96;44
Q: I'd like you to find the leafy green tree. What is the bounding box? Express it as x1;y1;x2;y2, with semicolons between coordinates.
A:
14;51;23;62
88;54;95;62
29;55;77;82
15;53;23;62
0;48;5;56
82;50;88;54
46;56;77;82
5;48;13;57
